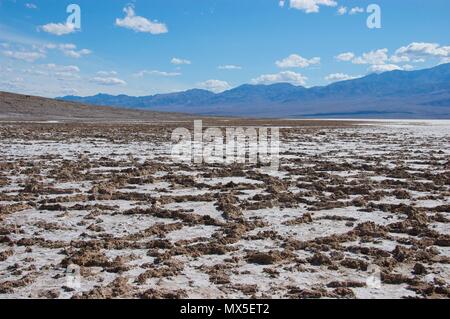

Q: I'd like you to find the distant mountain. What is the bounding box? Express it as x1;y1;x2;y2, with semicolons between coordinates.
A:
60;63;450;119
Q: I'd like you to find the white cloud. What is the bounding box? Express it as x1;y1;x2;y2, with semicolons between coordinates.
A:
45;64;80;73
251;71;307;86
48;43;91;58
2;50;45;62
2;42;90;67
440;57;450;65
58;44;77;51
336;52;355;62
279;1;286;7
115;6;168;35
389;55;410;63
395;42;450;58
97;71;118;76
325;73;359;82
289;0;338;13
25;3;37;9
198;79;231;93
23;64;80;79
134;70;181;77
218;65;242;70
276;54;320;68
349;7;364;15
402;64;414;71
369;64;403;73
336;45;441;73
171;57;191;65
24;63;80;77
352;49;389;65
339;43;450;70
23;68;47;76
55;71;81;80
63;48;91;58
41;23;76;36
90;77;126;86
337;7;347;15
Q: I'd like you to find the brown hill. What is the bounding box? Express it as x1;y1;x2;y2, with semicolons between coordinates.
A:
0;91;363;127
0;91;193;122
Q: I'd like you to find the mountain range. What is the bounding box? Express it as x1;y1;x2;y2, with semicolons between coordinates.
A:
60;63;450;119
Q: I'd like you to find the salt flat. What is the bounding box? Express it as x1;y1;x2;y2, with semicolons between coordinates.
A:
0;120;448;299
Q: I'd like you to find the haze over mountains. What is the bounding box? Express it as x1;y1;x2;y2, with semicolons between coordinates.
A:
61;63;450;119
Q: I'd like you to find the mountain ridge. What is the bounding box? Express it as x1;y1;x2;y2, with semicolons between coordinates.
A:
60;63;450;119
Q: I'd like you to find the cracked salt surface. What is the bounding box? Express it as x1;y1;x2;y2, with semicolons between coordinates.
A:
0;120;448;299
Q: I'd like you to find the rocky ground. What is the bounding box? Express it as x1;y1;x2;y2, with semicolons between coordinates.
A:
0;120;449;299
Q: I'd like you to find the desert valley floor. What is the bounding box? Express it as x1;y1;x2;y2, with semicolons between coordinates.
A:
0;120;449;299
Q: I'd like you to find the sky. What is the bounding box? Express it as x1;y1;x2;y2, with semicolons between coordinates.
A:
0;0;449;97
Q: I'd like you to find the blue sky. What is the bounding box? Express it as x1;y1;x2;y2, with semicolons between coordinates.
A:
0;0;449;97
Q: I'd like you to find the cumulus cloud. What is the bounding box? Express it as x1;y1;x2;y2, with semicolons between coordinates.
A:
116;6;168;35
395;42;450;58
90;77;126;86
45;64;80;73
2;50;45;62
340;49;405;73
134;70;181;77
54;71;81;80
335;52;355;62
97;71;118;76
198;79;231;93
368;64;403;73
41;23;76;36
276;54;320;68
171;57;191;65
338;43;450;73
251;71;307;86
46;43;91;58
389;55;410;64
352;49;389;65
23;64;81;80
288;0;337;13
218;65;242;70
336;48;421;74
325;73;359;82
63;48;91;58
